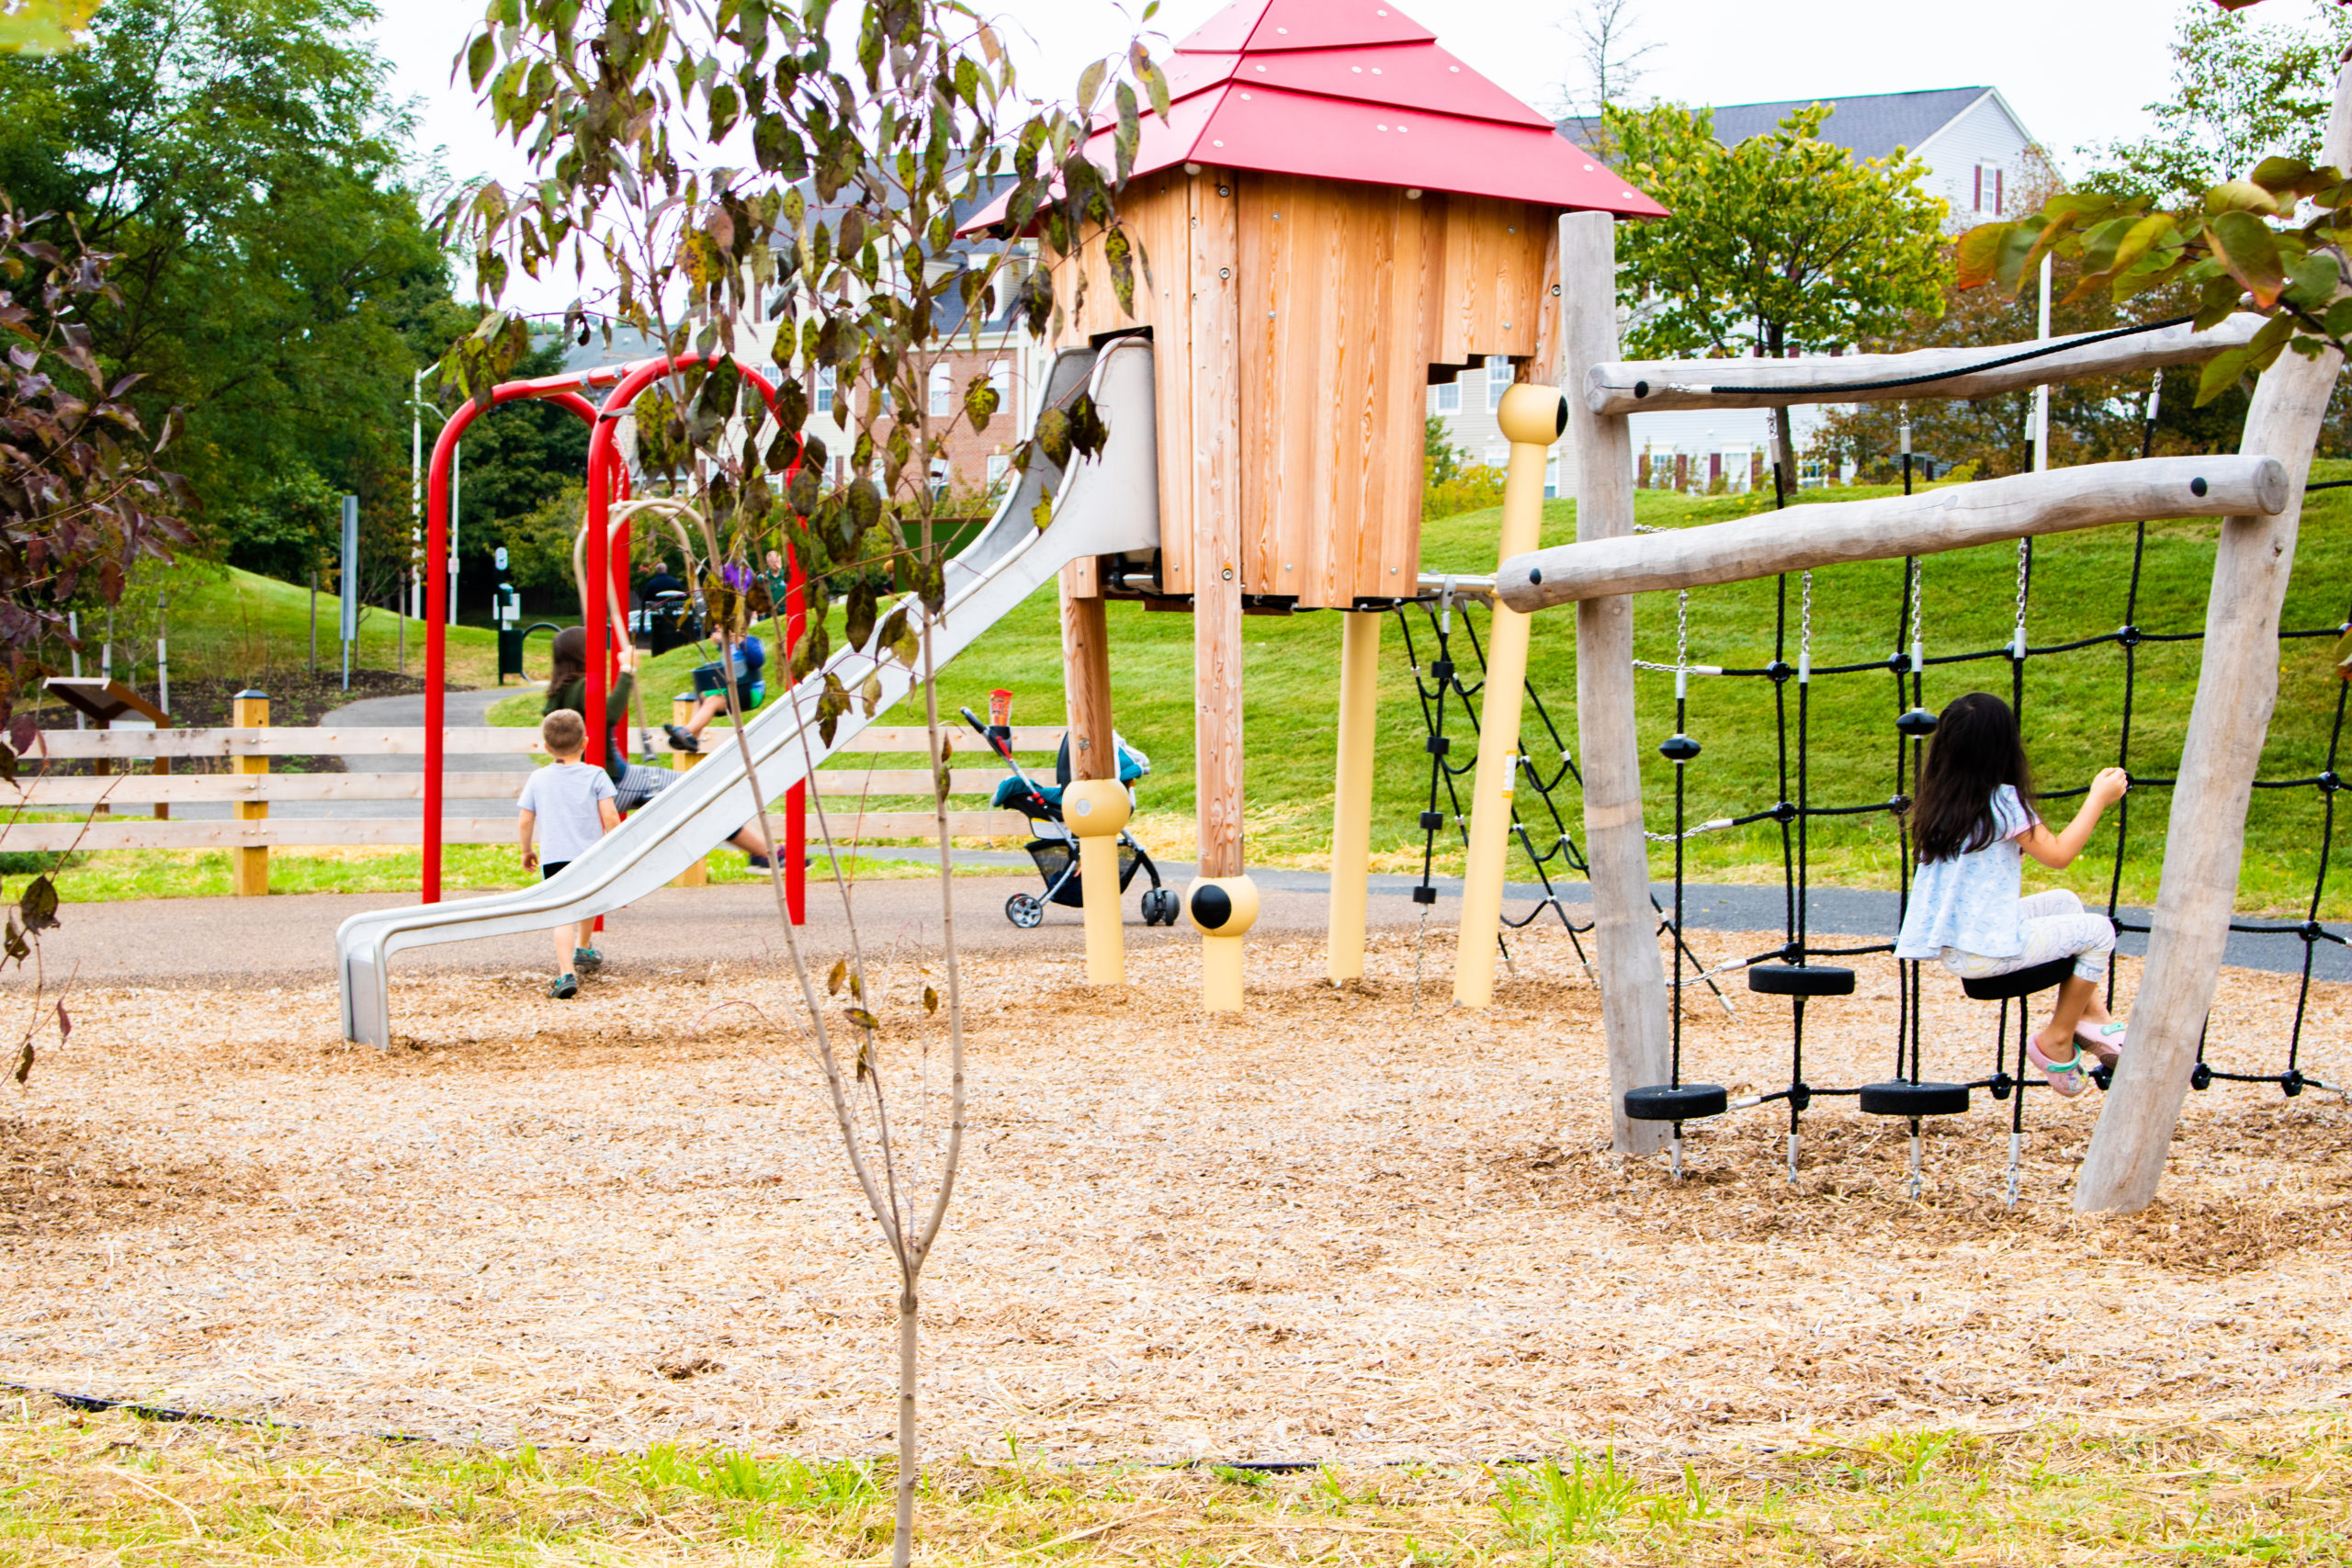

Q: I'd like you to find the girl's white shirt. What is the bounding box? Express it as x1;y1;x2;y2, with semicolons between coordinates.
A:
1894;784;2042;961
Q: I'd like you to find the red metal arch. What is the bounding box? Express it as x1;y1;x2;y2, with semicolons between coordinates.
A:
421;355;808;918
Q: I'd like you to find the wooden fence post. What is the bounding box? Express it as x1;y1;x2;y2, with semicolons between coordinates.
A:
1561;210;1673;1156
232;690;269;897
2075;60;2352;1213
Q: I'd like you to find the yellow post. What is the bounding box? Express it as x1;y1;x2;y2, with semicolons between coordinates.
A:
231;689;269;897
1453;383;1570;1008
1064;779;1131;985
1187;874;1261;1012
669;694;708;887
1326;610;1383;983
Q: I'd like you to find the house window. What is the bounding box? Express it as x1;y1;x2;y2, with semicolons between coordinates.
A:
815;365;836;415
1975;162;2004;216
988;359;1011;400
1488;367;1508;412
1436;375;1461;413
928;364;953;418
986;453;1011;487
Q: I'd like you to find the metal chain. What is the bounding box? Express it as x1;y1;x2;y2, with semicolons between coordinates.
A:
1799;570;1815;663
1908;557;1924;655
1676;588;1690;674
2013;536;2030;651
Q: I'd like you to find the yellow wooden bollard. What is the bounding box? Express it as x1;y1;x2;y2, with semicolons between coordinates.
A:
1453;384;1570;1008
669;694;708;888
1064;778;1130;985
231;689;269;897
1186;874;1260;1012
1326;611;1382;983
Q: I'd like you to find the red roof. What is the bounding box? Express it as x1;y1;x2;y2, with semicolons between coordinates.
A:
965;0;1664;229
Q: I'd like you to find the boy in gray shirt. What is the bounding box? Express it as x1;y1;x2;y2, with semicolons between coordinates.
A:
516;708;621;998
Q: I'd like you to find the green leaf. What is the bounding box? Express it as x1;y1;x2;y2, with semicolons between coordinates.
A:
2286;251;2341;310
17;874;57;932
0;0;100;54
844;1005;878;1032
2209;209;2286;307
467;29;497;92
964;375;1001;432
1953;222;2010;290
2252;156;2317;196
2206;179;2285;219
1076;58;1105;111
2196;345;2253;408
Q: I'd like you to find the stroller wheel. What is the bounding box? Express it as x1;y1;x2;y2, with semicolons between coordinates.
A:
1139;886;1178;927
1005;892;1046;929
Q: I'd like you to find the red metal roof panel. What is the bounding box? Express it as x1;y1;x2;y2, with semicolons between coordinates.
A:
1226;39;1552;127
1180;0;1435;53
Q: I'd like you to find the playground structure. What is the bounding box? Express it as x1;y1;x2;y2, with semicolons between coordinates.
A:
320;0;2347;1213
1489;163;2348;1209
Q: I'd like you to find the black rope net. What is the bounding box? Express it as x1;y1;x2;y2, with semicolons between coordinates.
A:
1392;378;2348;1165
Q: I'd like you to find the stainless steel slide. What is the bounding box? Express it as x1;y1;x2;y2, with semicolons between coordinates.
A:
336;338;1159;1045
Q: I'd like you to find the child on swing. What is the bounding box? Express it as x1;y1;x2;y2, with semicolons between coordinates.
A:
1895;692;2132;1096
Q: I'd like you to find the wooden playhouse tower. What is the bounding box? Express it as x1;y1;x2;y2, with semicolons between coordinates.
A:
1038;0;1662;1007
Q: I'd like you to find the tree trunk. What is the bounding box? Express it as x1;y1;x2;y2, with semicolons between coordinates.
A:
2073;55;2352;1214
894;1284;918;1567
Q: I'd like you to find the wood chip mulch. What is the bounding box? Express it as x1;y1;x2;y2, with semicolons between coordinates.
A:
1;926;2346;1463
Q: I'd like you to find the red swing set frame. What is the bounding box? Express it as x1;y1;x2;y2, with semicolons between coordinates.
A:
418;354;808;920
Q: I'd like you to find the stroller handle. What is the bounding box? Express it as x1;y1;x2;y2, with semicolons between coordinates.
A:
960;705;1015;761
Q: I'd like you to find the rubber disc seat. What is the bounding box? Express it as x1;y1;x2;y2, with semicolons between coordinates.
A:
1623;1083;1729;1122
1747;964;1856;997
1858;1079;1971;1117
1959;955;2077;1001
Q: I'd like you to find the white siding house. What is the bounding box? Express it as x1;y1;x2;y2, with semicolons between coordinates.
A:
1434;86;2042;497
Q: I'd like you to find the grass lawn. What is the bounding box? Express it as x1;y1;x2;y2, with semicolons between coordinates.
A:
5;1402;2346;1564
494;461;2352;918
86;555;504;693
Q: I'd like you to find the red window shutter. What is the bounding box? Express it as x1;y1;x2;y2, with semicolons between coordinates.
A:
1973;166;1982;209
1996;169;2004;215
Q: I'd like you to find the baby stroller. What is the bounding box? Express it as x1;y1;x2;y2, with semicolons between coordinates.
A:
959;706;1182;929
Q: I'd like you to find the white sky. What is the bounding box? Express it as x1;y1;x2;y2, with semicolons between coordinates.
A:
369;0;2198;310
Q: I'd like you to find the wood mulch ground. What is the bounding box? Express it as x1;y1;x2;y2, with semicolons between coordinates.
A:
1;926;2346;1464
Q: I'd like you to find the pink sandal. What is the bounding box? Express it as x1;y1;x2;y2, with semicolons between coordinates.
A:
2074;1021;2125;1066
2028;1039;2088;1098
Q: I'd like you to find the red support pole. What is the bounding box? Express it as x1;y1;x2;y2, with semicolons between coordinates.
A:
423;386;601;903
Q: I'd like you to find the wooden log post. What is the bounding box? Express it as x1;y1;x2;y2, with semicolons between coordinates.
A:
1452;384;1568;1007
1561;211;1673;1156
1060;566;1127;985
231;690;269;897
2075;60;2352;1213
669;693;709;888
1183;169;1256;1011
1325;610;1383;984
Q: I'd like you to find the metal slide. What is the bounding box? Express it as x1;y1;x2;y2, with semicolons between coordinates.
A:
336;338;1159;1046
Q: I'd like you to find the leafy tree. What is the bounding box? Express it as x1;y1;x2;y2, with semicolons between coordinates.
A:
449;3;1161;1560
0;202;188;692
2089;0;2352;207
0;0;450;579
1605;100;1952;491
0;0;98;54
1424;413;1464;489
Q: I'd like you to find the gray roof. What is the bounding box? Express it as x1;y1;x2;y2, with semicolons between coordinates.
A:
1558;86;1994;163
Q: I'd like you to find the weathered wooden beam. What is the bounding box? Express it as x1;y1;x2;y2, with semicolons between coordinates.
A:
1562;211;1674;1157
1585;312;2265;415
1496;456;2287;610
19;724;1067;761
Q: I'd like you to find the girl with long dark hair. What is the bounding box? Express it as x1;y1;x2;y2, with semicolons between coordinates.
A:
1894;692;2130;1096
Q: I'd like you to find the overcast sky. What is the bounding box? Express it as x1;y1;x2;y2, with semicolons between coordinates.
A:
368;0;2199;310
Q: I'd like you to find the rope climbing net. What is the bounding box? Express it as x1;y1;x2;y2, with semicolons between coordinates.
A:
1394;375;2349;1195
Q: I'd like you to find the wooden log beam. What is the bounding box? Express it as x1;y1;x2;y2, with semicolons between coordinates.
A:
1562;211;1674;1156
1585;313;2266;415
0;809;1029;852
1496;456;2287;610
2075;62;2352;1215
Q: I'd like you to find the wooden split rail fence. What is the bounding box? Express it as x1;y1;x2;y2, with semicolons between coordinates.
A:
3;701;1065;894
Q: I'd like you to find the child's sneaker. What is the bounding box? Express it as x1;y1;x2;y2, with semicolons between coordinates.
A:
574;947;603;976
745;853;774;871
664;724;700;754
2075;1021;2125;1066
549;973;580;999
2028;1039;2086;1097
